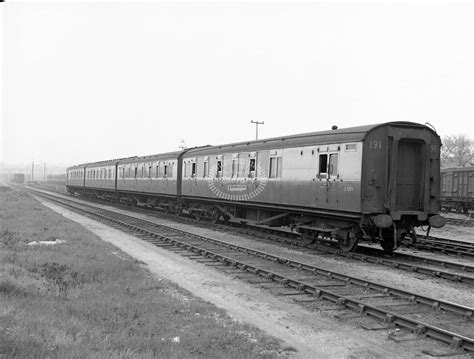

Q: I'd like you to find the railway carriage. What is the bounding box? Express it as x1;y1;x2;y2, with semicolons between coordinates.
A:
84;160;118;191
180;122;445;252
179;131;364;221
116;152;182;208
66;121;445;253
66;165;86;189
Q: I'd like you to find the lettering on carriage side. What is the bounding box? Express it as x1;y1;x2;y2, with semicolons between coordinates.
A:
369;140;382;150
343;186;354;192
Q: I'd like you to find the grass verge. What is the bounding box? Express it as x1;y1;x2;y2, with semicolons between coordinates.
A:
0;189;282;358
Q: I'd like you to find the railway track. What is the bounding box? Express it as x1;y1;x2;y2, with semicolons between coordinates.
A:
28;186;474;287
446;217;474;227
407;236;474;258
30;189;474;354
210;223;474;284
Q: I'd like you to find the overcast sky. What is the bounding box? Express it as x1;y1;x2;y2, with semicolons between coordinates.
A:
1;1;472;167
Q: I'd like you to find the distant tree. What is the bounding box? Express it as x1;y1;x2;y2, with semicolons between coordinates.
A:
441;134;473;168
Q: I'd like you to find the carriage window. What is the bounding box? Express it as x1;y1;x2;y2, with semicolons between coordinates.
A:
329;154;338;176
134;167;138;178
319;154;328;174
149;166;152;178
269;157;282;178
216;160;222;178
249;158;256;177
345;144;357;152
191;162;196;177
203;161;209;178
156;165;159;178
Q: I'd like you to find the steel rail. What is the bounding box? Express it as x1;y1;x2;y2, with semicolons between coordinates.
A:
31;190;474;352
310;244;474;286
206;220;474;284
416;236;474;249
409;241;474;258
446;217;474;227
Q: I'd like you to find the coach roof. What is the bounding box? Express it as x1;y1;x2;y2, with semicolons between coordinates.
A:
183;121;432;156
117;151;182;165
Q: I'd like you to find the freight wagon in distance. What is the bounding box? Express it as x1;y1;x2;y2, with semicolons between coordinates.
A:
440;167;474;214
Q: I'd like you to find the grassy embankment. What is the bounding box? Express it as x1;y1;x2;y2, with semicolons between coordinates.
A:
0;189;281;358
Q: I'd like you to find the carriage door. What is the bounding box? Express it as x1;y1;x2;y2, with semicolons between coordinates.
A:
313;148;339;208
395;140;423;211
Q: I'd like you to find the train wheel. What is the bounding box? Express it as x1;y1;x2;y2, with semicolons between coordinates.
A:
301;231;317;245
337;235;358;252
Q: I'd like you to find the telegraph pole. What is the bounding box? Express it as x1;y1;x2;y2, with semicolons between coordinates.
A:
250;120;264;140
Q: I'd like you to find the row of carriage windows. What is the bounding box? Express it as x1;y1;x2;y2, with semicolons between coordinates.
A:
69;170;82;179
119;164;173;179
71;153;340;181
85;168;115;179
180;154;337;179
